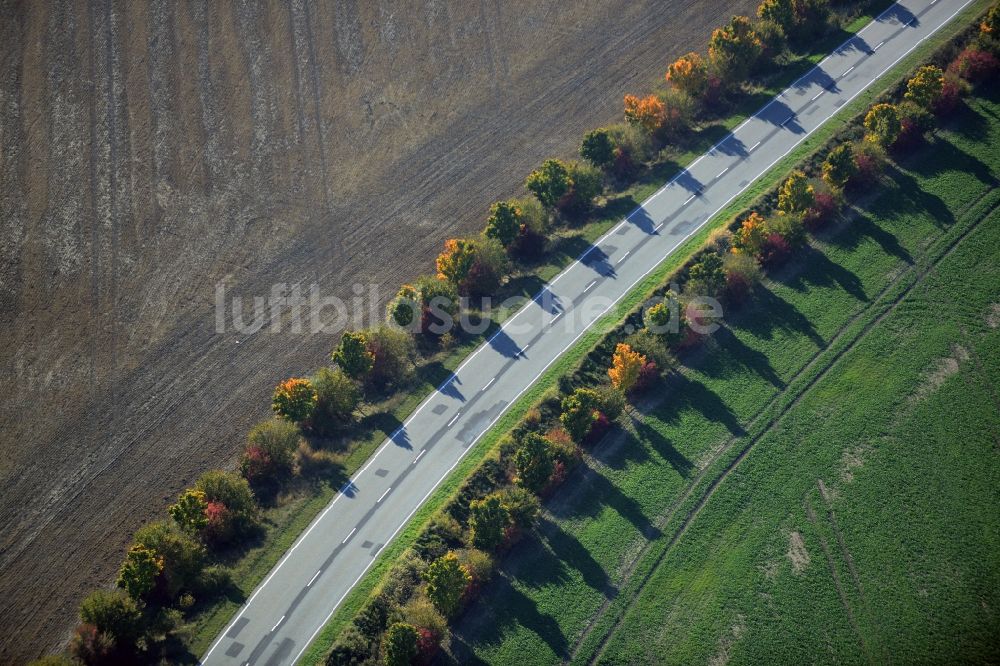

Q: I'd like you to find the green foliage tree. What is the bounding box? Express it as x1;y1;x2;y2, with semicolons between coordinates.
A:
388;284;420;329
365;324;417;390
311;366;360;433
708;16;763;84
242;418;300;482
904;65;945;109
331;331;375;380
822;143;857;190
132;521;206;601
525;158;572;209
195;470;261;544
580;128;616;169
497;486;541;529
468;494;511;551
513;432;555;492
78;589;144;646
382;622;419;666
484;200;523;247
422;552;471;618
271;377;317;423
687;252;726;295
864;103;901;148
168;488;209;535
560;387;602;442
777;171;815;215
117;544;162;600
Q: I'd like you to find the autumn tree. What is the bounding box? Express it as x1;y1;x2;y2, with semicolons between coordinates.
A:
331;331;375;380
608;343;647;393
311;366;360;433
365;324;417;391
864;103;901;148
526;158;572;209
271;377;317;423
436;238;477;287
468;494;511;551
383;622;419;666
117;545;162;600
388;284;420;329
757;0;794;33
624;94;666;133
904;65;945;110
423;552;471;618
195;470;261;545
777;171;815;215
822;143;857;190
732;212;769;257
169;489;209;535
666;52;709;98
484;200;522;248
709;16;763;84
560;387;602;443
981;3;1000;36
513;432;555;493
580;128;616;169
132;521;206;602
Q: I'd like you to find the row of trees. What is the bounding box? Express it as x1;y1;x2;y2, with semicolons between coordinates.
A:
326;9;1000;664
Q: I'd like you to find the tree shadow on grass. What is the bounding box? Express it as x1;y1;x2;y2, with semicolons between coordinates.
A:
728;285;825;348
897;137;998;192
630;415;693;478
707;326;785;389
654;371;746;439
547;462;660;542
822;209;913;265
449;572;569;663
772;245;867;303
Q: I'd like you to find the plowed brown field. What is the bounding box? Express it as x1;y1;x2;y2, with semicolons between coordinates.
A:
0;0;752;660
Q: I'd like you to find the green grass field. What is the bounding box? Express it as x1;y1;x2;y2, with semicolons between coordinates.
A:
448;87;1000;664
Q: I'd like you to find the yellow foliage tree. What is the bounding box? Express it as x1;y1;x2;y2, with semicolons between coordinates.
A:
608;343;647;393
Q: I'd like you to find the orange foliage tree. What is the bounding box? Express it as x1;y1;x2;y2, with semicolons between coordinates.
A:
666;52;709;98
435;238;478;285
623;94;666;133
731;212;768;257
608;343;647;393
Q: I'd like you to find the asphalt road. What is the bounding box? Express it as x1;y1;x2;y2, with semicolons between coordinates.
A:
202;1;974;663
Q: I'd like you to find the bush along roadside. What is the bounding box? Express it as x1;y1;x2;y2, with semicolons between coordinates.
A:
38;1;1000;663
317;9;1000;666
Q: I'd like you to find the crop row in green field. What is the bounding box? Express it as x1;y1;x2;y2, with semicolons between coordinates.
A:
448;84;1000;664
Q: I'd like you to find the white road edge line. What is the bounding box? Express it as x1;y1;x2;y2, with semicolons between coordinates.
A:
205;3;975;661
307;570;321;587
342;527;355;544
376;487;392;504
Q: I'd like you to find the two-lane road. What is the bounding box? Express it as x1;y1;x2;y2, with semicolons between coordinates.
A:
203;1;975;662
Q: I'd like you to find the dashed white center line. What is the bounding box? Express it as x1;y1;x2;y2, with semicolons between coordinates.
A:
683;194;696;205
482;377;496;390
749;140;761;152
307;570;322;587
873;40;884;51
550;311;564;324
717;166;729;178
377;487;392;503
584;280;597;292
272;616;285;632
447;412;461;427
843;65;855;77
811;90;824;101
617;250;631;264
521;343;531;352
654;222;664;232
413;449;426;464
342;527;356;544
